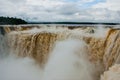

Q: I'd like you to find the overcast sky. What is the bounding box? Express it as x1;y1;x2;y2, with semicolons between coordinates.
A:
0;0;120;22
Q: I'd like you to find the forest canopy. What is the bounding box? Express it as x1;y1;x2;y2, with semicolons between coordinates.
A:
0;17;27;25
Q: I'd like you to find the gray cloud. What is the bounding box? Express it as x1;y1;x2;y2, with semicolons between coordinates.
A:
0;0;120;22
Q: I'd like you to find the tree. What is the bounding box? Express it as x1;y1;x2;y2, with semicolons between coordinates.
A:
0;16;27;25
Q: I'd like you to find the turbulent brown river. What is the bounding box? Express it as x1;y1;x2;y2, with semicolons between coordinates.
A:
0;25;120;80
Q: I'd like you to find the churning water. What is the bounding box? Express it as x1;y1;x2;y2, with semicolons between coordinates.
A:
0;25;120;80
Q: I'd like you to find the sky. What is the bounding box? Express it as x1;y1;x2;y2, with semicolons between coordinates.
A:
0;0;120;22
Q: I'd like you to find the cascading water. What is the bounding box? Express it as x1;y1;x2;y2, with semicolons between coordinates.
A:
0;26;120;80
0;31;9;58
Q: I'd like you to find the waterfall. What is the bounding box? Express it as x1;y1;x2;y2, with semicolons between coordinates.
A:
103;29;120;70
0;26;120;80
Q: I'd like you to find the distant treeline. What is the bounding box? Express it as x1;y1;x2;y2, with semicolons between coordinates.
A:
0;16;27;25
28;22;120;25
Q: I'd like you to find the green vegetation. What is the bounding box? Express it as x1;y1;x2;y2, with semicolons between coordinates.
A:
0;16;27;25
